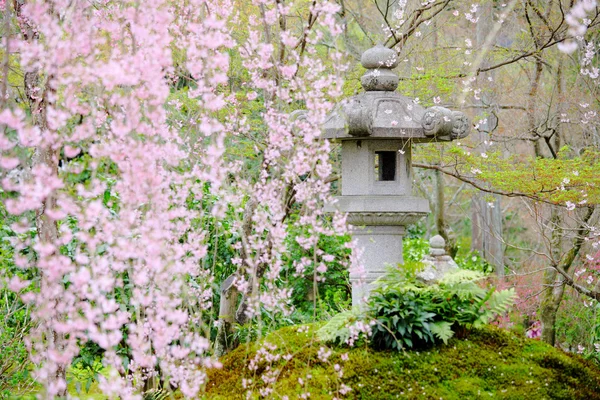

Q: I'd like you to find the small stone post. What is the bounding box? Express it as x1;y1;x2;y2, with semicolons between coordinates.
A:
417;235;459;284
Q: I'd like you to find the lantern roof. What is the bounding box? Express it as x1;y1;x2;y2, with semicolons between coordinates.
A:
323;45;470;142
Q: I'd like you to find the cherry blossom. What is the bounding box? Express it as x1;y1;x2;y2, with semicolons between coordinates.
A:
1;0;350;397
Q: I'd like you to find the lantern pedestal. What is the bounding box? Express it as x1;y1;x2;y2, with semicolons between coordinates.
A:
327;205;428;305
348;224;405;305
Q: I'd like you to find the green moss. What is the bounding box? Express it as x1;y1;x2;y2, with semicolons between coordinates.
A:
205;325;600;399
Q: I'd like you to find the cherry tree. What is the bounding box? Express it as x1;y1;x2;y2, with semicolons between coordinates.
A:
2;0;600;397
0;0;349;397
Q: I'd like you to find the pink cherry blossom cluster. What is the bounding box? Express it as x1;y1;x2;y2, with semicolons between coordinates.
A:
222;0;351;328
1;0;352;398
0;0;239;397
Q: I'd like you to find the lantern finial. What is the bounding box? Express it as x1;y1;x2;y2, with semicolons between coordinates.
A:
360;45;399;91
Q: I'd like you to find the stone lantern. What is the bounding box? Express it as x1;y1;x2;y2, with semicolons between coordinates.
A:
323;45;470;305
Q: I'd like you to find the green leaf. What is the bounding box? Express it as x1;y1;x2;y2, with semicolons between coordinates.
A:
317;308;362;344
487;288;516;316
431;321;454;344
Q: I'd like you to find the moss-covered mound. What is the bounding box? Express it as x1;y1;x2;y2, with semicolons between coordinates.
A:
204;325;600;399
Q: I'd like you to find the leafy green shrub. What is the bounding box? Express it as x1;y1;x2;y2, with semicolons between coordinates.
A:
454;251;495;274
283;215;352;318
403;237;494;275
368;269;515;350
0;293;34;398
555;289;600;366
0;202;37;398
316;308;363;344
403;237;429;262
405;221;426;239
369;289;439;350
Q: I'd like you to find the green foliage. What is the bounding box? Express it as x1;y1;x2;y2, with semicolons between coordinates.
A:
404;237;494;274
370;289;437;350
316;308;362;344
232;306;301;346
402;237;429;262
397;65;460;105
484;289;518;324
415;145;600;207
430;321;453;344
69;345;104;396
142;388;170;400
0;294;34;399
455;251;495;274
282;215;352;318
367;269;515;350
555;290;600;366
405;221;426;239
0;201;36;398
206;324;600;399
67;359;103;397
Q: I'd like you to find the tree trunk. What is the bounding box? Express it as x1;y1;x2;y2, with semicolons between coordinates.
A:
33;147;65;397
539;269;562;346
540;208;563;346
24;50;67;396
471;194;504;276
215;275;239;357
214;199;256;349
540;207;595;345
538;54;575;346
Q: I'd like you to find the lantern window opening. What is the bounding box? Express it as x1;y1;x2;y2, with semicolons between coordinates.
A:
375;151;396;181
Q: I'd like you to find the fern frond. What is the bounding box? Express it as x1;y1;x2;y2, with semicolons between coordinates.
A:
447;281;486;300
430;321;454;344
439;270;484;285
317;309;361;343
473;288;516;327
487;288;516;316
143;389;169;400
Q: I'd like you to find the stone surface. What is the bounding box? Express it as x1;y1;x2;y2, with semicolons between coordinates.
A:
345;212;428;227
360;44;399;69
350;225;405;305
339;140;412;196
359;45;400;91
322;43;469;140
361;69;399;92
325;196;429;215
422;106;470;140
429;234;445;249
323;92;426;140
322;92;469;141
417;235;459;284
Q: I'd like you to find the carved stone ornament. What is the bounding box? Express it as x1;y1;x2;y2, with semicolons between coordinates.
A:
360;45;400;91
422;106;470;139
451;111;470;139
347;212;429;227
